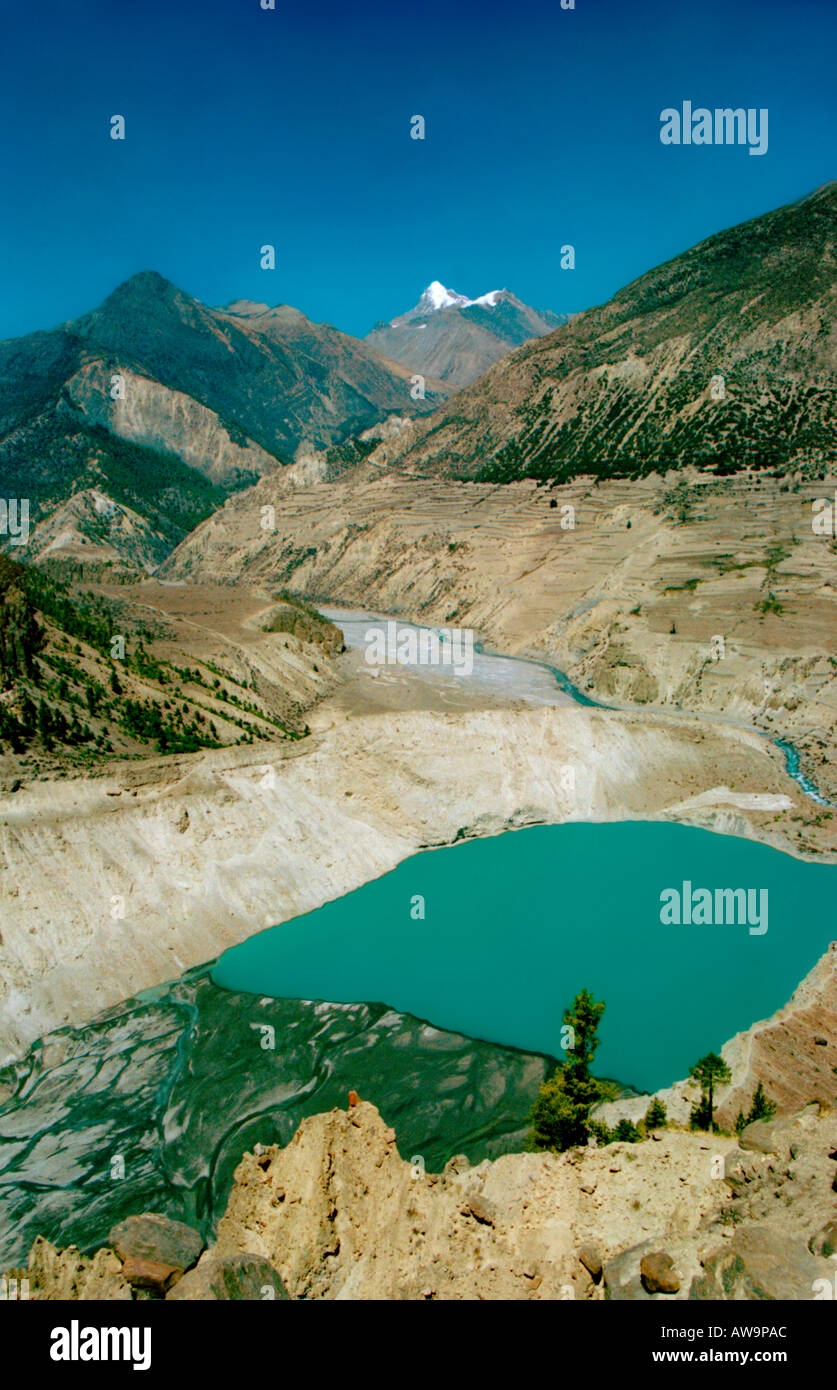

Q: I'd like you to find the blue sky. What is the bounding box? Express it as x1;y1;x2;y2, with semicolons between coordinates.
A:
0;0;834;341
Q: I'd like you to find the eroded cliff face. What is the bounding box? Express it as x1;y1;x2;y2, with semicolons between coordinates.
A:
720;947;837;1122
22;1100;835;1301
209;1101;837;1301
66;361;278;487
597;946;837;1134
0;702;807;1062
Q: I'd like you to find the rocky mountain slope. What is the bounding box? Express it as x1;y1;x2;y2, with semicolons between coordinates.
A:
366;280;564;387
0;412;231;576
0;557;343;774
16;1100;837;1300
381;182;837;480
0;273;445;575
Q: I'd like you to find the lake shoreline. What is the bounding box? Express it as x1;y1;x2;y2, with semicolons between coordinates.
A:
211;819;837;1095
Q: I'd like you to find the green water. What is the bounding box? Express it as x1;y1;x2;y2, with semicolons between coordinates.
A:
212;822;836;1093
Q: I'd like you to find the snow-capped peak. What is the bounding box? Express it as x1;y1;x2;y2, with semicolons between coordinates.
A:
410;282;506;316
420;281;472;311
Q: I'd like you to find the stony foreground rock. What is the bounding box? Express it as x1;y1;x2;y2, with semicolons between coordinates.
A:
167;1254;289;1301
27;1236;132;1300
690;1227;833;1301
15;1101;837;1300
209;1101;837;1300
109;1214;203;1276
640;1252;680;1294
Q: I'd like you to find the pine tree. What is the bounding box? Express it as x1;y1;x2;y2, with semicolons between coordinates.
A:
19;693;36;736
529;989;606;1152
613;1118;641;1143
688;1052;731;1131
745;1081;777;1125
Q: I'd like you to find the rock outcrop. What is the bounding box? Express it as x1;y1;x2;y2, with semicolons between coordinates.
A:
19;1100;837;1300
27;1236;132;1301
167;1253;289;1301
595;944;837;1134
209;1101;836;1300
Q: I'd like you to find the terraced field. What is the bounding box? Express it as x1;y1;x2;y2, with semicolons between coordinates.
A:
163;467;837;809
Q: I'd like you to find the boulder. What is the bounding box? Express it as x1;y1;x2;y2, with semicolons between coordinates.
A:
442;1154;471;1179
167;1254;289;1301
578;1243;603;1283
120;1255;180;1296
464;1193;496;1227
722;1148;760;1191
108;1214;203;1281
739;1120;782;1155
640;1252;680;1294
603;1244;654;1301
690;1227;833;1300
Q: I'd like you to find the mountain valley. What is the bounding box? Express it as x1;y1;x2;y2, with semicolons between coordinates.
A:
1;180;836;1305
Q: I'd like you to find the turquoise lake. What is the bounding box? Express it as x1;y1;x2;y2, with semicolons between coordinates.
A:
211;821;836;1093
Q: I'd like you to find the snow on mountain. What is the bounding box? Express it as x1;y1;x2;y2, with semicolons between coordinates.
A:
367;281;565;388
420;281;471;311
407;281;505;319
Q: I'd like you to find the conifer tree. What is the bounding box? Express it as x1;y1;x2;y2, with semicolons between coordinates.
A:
529;989;605;1152
688;1052;731;1131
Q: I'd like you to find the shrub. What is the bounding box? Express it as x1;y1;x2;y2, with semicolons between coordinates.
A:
613;1118;641;1143
644;1096;667;1129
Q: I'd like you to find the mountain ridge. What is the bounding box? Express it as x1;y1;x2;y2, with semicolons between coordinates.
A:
366;280;566;387
388;181;837;480
0;272;447;575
